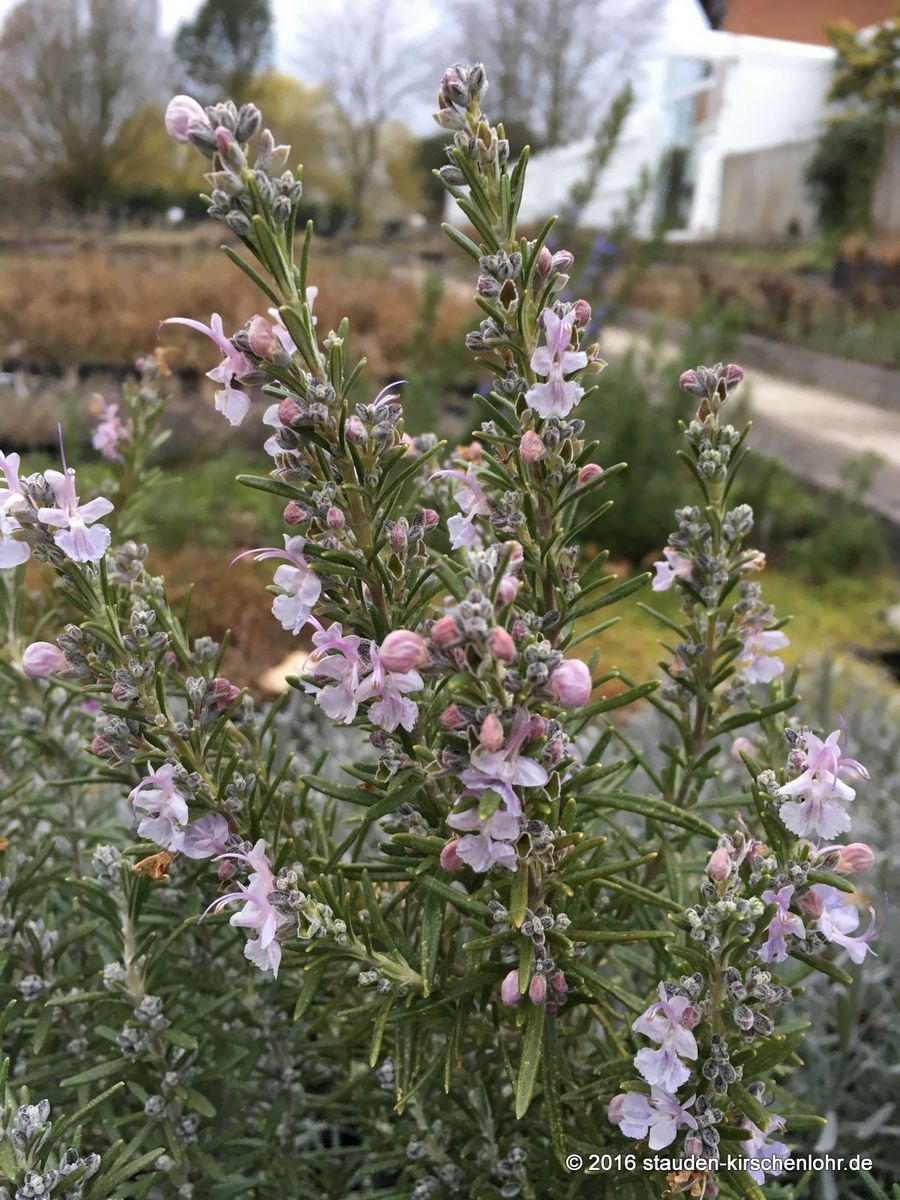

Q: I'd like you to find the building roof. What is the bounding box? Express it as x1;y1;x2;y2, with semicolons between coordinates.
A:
722;0;896;45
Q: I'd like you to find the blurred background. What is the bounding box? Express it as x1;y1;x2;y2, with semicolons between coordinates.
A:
0;2;898;1178
0;0;897;695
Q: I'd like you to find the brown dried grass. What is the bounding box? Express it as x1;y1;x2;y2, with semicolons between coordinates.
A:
0;240;472;376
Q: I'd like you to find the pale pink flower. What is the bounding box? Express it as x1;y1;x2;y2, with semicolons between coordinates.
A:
757;885;804;963
632;982;699;1092
208;840;288;976
130;764;189;852
91;399;130;462
651;547;693;592
487;627;516;663
161;313;253;426
706;845;731;881
458;708;549;817
742;1113;789;1185
548;659;592;707
810;884;878;964
779;728;864;840
479;713;504;751
439;839;464;871
22;641;67;678
446;805;519;872
432;465;490;549
38;468;113;563
357;645;423;733
234;536;321;636
828;843;875;875
378;630;430;673
740;625;788;683
524;308;587;418
519;430;544;462
304;622;365;723
164;94;208;142
608;1088;697;1150
528;975;547;1005
181;813;231;860
431;615;460;647
4;449;36;545
500;969;521;1006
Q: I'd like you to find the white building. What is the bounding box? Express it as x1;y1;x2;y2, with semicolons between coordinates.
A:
506;0;838;241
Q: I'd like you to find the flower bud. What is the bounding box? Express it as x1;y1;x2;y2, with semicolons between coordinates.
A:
519;430;544;462
379;630;430;673
165;94;208;143
536;246;552;276
278;397;302;426
528;974;547;1005
731;736;755;764
497;575;520;605
500;969;521;1006
678;369;704;396
799;890;824;919
724;363;744;391
420;508;440;531
548;659;592;707
578;463;603;485
527;715;546;741
440;704;465;730
326;506;345;531
283;500;306;526
488;627;516;663
832;843;875;875
706;846;731;881
345;415;367;443
247;315;278;359
210;677;240;710
551;250;574;271
551;971;568;995
479;713;504;752
22;642;67;678
431;616;460;648
572;298;592;325
440;839;464;872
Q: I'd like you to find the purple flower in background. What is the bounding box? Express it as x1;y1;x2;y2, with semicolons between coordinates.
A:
161;313;253;426
91;398;130;462
181;814;231;860
524;308;587;419
130;764;189;852
233;536;322;636
446;806;519;872
651;547;693;592
207;840;287;976
739;624;788;683
458;709;548;817
779;728;864;840
608;1088;698;1149
632;983;699;1092
38;468;113;564
432;465;490;549
810;884;878;964
757;885;804;963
